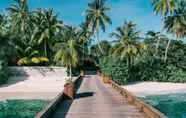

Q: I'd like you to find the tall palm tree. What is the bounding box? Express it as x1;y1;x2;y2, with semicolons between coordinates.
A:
151;0;176;63
85;0;111;54
110;21;142;68
151;0;176;17
54;39;79;80
164;1;186;38
31;9;63;57
163;0;186;62
7;0;30;34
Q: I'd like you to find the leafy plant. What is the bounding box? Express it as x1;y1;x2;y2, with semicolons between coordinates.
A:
0;60;9;85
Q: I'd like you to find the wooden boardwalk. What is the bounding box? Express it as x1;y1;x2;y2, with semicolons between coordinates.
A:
52;75;147;118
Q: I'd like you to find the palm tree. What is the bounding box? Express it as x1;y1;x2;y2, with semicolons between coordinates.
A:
151;0;176;17
163;0;186;62
110;21;142;68
151;0;176;62
54;39;79;80
164;1;186;38
7;0;30;34
31;9;63;57
85;0;111;54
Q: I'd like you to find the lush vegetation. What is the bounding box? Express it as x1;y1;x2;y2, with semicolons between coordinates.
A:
141;93;186;118
0;100;48;118
98;0;186;84
0;0;186;84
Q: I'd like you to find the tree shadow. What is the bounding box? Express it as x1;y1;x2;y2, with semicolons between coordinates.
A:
0;70;29;87
52;78;94;118
75;92;94;99
85;71;97;75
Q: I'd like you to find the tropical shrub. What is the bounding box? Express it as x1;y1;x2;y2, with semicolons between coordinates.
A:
99;56;129;85
0;60;9;85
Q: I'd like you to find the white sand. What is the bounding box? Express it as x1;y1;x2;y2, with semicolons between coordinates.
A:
0;75;67;101
0;67;79;101
122;82;186;97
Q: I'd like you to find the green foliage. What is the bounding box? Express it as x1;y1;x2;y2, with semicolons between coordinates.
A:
0;100;48;118
99;56;129;85
0;60;9;85
99;39;186;85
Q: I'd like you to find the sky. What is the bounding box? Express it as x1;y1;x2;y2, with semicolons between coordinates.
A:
0;0;162;41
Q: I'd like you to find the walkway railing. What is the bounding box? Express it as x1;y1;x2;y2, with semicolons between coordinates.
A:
101;74;168;118
35;76;82;118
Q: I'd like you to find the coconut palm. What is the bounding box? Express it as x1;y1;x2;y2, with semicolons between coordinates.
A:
164;1;186;38
31;9;63;57
151;0;176;17
151;0;177;63
163;0;186;62
54;39;79;80
85;0;111;54
7;0;30;34
110;21;142;68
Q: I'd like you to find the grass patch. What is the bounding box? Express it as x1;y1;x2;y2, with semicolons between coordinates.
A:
0;99;48;118
141;93;186;118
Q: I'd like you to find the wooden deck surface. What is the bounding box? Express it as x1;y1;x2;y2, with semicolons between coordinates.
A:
52;75;147;118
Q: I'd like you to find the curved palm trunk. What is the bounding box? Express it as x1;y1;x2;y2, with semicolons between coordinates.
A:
164;39;171;63
96;30;104;55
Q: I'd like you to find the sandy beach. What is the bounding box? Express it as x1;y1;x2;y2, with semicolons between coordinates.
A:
0;67;73;101
0;76;66;101
123;82;186;97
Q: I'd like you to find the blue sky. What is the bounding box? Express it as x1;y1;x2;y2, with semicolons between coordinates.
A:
0;0;162;41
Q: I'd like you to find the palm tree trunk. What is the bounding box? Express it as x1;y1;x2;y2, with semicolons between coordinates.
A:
83;43;85;62
127;56;131;79
44;39;47;57
69;66;72;81
96;30;103;55
155;37;161;57
127;56;131;69
164;39;171;63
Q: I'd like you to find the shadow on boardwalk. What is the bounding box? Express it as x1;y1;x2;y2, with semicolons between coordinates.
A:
53;77;92;118
52;75;147;118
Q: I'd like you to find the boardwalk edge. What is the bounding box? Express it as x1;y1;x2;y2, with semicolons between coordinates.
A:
109;78;168;118
34;76;82;118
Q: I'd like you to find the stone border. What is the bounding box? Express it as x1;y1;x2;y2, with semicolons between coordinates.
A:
110;80;168;118
35;76;81;118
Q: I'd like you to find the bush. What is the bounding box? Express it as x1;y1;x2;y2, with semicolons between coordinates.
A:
99;55;186;85
0;100;48;118
99;56;129;85
0;60;9;85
